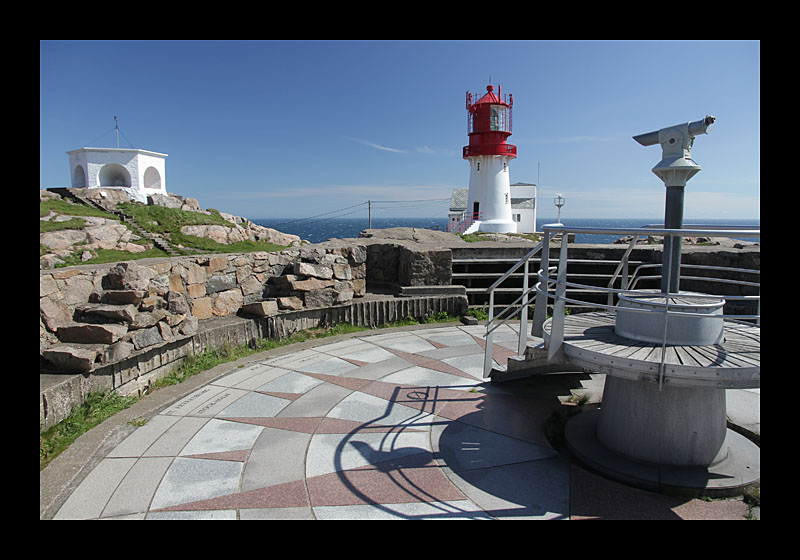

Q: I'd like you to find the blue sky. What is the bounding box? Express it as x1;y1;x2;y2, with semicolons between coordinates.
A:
40;40;760;221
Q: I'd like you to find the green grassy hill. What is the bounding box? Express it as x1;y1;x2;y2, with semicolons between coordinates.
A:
40;195;288;268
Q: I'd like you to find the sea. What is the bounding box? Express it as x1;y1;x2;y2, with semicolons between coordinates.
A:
251;217;760;245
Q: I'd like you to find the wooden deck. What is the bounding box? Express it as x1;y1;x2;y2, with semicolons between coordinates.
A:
542;312;760;389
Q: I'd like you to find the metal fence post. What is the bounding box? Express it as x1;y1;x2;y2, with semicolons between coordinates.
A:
532;230;551;337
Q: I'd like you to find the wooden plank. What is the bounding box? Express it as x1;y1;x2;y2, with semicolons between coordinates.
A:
625;345;659;362
684;344;744;369
673;345;702;368
553;311;758;374
643;345;682;366
608;342;653;358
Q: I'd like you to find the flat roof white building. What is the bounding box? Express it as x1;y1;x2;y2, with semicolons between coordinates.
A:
67;147;168;203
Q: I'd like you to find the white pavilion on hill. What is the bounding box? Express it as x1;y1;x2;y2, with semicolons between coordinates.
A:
67;147;168;203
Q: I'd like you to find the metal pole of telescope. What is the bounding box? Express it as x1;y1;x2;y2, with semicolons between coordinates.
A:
662;185;683;294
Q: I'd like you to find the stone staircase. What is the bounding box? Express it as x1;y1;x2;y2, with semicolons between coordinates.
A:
47;187;178;256
450;245;658;314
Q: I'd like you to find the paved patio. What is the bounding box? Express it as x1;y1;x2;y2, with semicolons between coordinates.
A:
40;322;757;520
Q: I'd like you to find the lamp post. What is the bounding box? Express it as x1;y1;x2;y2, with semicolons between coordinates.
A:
554;193;565;224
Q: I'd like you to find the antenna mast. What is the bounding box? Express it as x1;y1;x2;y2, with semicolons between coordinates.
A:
114;116;119;149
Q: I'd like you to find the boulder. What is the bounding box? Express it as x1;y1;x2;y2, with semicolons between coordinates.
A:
57;323;128;344
40;229;88;250
206;273;237;294
293;261;334;280
130;326;163;349
399;246;452;286
42;344;100;373
104;262;156;291
277;296;303;310
213;289;243;316
240;300;279;317
180;315;199;336
102;290;145;305
191;297;214;319
103;340;134;363
303;288;337;308
148;193;183;209
76;303;138;323
40;297;73;332
85;223;131;250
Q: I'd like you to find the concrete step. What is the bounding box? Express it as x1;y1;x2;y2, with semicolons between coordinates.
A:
490;340;584;384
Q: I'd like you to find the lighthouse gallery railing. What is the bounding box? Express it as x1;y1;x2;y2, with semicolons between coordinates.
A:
482;224;760;378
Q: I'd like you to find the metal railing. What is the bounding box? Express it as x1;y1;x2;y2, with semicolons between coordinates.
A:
482;224;760;379
447;211;484;233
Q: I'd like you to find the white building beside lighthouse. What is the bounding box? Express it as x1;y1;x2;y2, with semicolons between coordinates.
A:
462;84;518;234
67;147;168;204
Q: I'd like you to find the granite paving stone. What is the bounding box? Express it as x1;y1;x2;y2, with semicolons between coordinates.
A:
54;458;137;519
106;414;180;458
143;416;210;457
101;456;173;517
216;391;291;418
150;457;243;511
179;418;263;456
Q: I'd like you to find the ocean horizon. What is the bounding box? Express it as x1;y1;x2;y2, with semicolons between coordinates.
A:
252;217;760;245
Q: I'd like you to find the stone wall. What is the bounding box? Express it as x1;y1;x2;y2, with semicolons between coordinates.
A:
40;245;367;375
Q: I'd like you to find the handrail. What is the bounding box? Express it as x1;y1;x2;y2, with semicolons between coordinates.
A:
447;210;484;233
481;223;760;380
486;242;545;293
482;241;545;377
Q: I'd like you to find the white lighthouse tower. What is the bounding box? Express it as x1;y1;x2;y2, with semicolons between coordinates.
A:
463;84;517;233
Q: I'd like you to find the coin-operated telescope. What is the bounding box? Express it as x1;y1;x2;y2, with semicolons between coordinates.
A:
633;115;715;293
634;115;715;187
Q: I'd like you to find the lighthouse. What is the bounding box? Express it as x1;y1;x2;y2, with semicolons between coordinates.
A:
463;84;517;233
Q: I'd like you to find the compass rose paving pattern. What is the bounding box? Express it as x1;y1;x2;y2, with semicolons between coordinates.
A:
50;323;752;520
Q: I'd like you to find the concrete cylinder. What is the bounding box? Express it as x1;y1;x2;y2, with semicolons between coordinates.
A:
596;376;728;466
614;291;724;346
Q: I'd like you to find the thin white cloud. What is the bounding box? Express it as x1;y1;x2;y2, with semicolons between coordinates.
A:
344;136;406;153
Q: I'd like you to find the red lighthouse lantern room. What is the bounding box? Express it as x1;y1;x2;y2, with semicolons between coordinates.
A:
463;84;517;159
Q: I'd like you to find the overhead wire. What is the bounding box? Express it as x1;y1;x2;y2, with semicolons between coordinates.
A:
269;201;369;227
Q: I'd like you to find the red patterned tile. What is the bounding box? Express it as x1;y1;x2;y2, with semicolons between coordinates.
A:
181;449;250;462
155;479;309;512
340;357;371;367
316;417;426;434
384;348;476;380
301;371;373;391
256;391;302;401
220;416;323;434
468;334;517;366
306;452;466;507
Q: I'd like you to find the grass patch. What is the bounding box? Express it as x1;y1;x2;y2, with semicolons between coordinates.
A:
467;306;489;321
459;232;485;243
40;216;88;233
40;199;120;220
117;202;235;235
40;391;138;471
170;232;286;255
55;246;172;267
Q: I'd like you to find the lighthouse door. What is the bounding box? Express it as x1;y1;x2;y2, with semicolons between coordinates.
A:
473;202;480;220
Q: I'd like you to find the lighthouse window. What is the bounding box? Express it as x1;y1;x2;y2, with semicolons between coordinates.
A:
505;193;509;204
476;162;480;171
490;105;507;131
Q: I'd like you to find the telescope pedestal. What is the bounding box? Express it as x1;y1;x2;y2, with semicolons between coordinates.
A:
545;301;760;495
